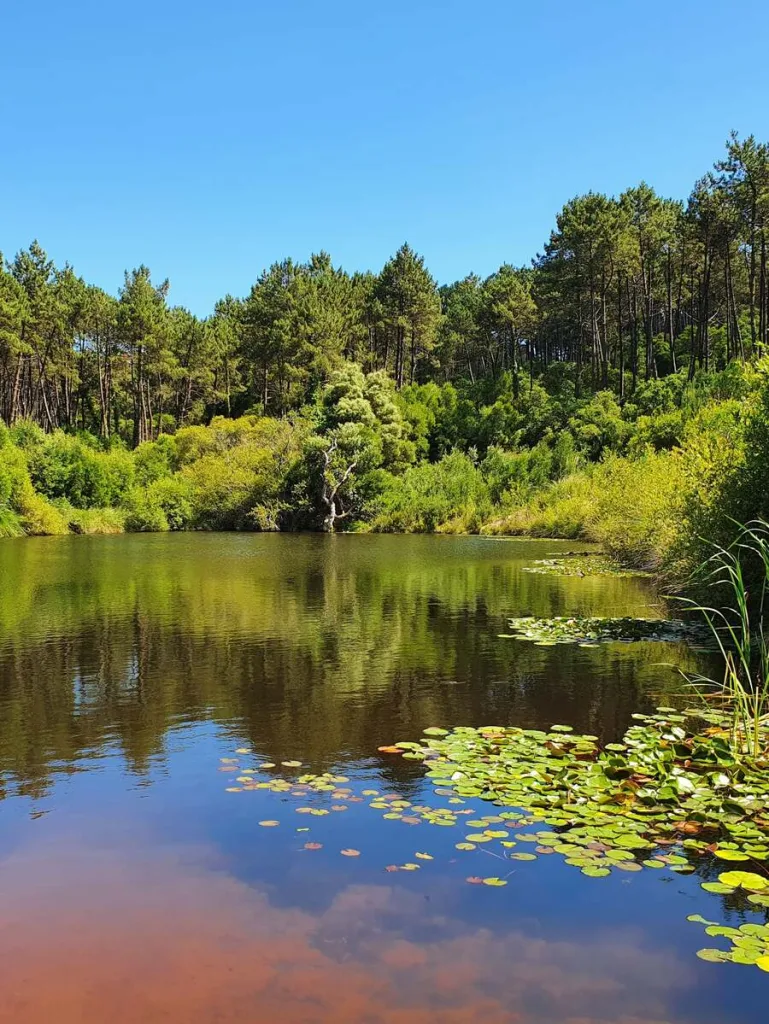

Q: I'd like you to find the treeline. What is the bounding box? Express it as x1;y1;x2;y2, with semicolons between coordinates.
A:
2;133;769;441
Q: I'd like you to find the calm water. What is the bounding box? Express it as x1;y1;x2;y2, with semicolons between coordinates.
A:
0;533;764;1023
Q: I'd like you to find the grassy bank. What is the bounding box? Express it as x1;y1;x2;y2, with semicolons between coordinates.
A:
3;358;769;590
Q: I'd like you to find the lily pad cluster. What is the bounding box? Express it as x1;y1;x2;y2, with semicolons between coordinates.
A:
522;556;651;579
220;706;769;970
384;714;769;968
689;881;769;969
501;615;707;647
388;714;769;860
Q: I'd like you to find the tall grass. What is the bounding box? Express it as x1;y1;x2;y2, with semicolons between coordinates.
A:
683;521;769;761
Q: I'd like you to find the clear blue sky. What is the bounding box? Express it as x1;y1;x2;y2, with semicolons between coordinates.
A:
3;0;768;315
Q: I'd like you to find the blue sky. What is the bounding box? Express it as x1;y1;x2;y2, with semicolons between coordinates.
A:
3;0;768;315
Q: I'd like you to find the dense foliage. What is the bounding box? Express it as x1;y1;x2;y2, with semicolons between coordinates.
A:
4;133;769;581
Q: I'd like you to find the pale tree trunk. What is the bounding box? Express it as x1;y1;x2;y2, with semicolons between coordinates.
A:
321;441;357;532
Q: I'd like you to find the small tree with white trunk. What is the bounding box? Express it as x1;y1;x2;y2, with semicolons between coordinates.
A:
306;365;414;531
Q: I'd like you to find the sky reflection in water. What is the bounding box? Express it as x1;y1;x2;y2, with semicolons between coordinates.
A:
0;534;763;1022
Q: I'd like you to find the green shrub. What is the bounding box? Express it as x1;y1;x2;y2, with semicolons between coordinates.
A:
17;490;70;535
146;476;194;530
29;432;134;508
59;504;126;534
568;391;630;459
588;452;682;568
371;452;491;533
0;440;69;535
628;410;685;453
0;506;24;537
182;418;303;529
483;473;595;540
133;435;178;485
122;489;170;532
7;419;45;451
482;449;682;568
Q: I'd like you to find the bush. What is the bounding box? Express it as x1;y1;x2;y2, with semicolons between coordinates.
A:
181;417;303;529
0;506;24;537
588;452;682;568
59;504;126;534
17;490;70;535
628;410;685;453
0;440;69;535
483;473;595;540
371;452;491;533
122;488;170;532
482;449;682;568
133;435;178;485
145;476;194;530
7;419;45;451
29;432;134;508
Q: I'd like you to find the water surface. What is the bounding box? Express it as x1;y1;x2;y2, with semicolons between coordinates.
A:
0;534;763;1023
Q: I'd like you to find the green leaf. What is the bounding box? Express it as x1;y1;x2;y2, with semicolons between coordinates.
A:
718;870;769;891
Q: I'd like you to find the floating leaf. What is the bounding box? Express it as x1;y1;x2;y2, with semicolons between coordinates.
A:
456;842;476;851
697;949;730;963
687;914;719;926
415;852;433;860
701;882;736;894
282;760;303;768
718;870;769;891
304;842;322;850
482;877;507;886
341;848;360;857
258;820;279;827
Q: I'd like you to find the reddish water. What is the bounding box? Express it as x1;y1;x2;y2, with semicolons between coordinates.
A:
0;824;699;1024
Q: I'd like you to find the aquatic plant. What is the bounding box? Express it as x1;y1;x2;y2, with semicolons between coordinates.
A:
522;556;651;578
501;615;705;647
689;908;769;969
220;703;769;970
682;521;769;761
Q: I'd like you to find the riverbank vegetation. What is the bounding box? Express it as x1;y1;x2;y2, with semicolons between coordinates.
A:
3;133;769;583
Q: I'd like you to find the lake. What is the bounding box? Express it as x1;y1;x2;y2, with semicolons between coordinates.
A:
0;532;764;1023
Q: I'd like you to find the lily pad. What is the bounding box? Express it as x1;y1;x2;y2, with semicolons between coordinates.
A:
718;871;769;891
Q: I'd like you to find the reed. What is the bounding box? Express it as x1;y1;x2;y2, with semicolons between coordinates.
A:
682;521;769;761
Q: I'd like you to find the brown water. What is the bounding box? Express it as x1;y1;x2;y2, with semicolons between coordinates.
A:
0;533;763;1023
